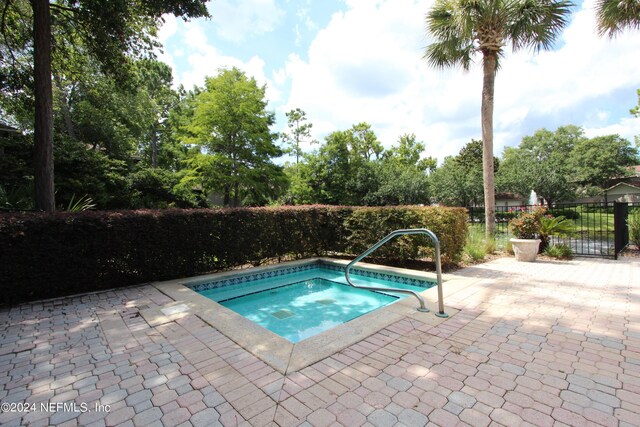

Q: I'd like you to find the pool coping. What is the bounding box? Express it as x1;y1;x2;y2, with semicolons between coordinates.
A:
142;258;472;374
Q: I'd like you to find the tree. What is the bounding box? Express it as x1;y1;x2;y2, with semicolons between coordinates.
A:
430;140;492;206
385;133;437;173
136;60;179;169
187;67;285;207
281;108;314;169
32;0;54;211
303;123;384;205
596;0;640;36
1;0;210;211
425;0;572;236
497;125;583;206
570;134;638;189
367;134;433;205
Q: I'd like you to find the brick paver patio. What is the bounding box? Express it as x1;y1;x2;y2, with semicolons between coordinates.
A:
1;256;638;426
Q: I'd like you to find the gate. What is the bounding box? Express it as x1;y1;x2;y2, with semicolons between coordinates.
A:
613;202;629;259
469;201;633;259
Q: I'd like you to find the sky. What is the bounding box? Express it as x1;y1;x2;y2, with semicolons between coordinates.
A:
157;0;640;164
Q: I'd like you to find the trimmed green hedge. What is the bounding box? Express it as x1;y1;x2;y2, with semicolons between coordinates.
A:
0;205;467;304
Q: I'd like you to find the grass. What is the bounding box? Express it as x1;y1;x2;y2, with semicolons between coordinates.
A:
464;225;503;262
544;244;573;259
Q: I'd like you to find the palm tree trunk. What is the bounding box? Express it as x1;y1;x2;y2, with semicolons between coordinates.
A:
481;51;497;237
32;0;55;212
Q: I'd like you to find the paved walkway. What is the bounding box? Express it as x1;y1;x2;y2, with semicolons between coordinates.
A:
0;256;638;426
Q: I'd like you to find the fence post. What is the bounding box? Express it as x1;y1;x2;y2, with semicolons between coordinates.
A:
613;201;629;259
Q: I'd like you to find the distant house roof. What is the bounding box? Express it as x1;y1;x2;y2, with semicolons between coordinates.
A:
628;165;640;177
603;182;640;193
495;192;525;200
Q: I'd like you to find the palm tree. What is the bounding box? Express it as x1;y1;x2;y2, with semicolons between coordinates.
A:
425;0;572;237
596;0;640;36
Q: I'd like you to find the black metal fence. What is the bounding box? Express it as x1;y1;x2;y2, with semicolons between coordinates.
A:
469;201;638;259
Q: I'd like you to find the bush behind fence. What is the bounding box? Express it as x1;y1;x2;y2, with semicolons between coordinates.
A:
0;205;467;305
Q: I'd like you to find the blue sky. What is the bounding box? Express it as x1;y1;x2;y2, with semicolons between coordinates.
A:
158;0;640;163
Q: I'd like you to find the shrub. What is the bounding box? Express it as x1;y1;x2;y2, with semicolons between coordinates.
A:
508;207;546;239
629;209;640;249
0;205;467;304
548;208;580;220
344;206;467;265
544;244;573;259
539;215;575;251
464;227;488;262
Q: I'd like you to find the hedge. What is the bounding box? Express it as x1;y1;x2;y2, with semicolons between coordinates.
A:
0;205;467;305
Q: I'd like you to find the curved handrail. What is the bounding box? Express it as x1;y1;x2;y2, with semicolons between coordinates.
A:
345;228;448;317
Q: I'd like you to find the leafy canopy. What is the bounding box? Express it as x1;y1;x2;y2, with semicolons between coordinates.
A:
595;0;640;37
184;67;285;207
425;0;574;70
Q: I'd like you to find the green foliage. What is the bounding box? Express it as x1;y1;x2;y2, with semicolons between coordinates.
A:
464;227;492;262
498;126;582;205
65;194;96;212
344;206;468;264
505;239;514;255
498;126;638;203
570;134;638;189
430;140;495;206
0;205;467;303
281;108;315;165
596;0;640;37
628;209;640;249
509;207;546;239
632;89;640;118
0;182;34;210
186;67;286;207
548;208;580;220
129;168;200;208
539;215;575;250
303;123;382;205
544;244;573;259
425;0;572;71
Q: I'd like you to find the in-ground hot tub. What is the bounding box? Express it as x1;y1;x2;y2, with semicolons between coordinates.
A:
147;258;451;373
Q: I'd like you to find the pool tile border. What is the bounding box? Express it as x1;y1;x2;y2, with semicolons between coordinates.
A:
186;260;435;293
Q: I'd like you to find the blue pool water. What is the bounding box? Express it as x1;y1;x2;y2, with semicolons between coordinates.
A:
193;264;434;343
222;278;397;342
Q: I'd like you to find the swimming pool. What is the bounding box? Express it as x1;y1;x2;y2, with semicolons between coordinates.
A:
188;261;435;342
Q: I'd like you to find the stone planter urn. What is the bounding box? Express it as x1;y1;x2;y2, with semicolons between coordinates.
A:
510;238;541;262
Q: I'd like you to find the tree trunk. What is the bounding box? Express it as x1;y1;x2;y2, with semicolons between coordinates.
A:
54;75;75;139
233;181;239;207
150;126;158;168
223;185;230;207
481;51;497;237
32;0;55;212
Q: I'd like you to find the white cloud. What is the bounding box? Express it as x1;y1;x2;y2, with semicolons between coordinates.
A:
584;117;640;141
280;0;640;162
157;21;281;103
209;0;284;42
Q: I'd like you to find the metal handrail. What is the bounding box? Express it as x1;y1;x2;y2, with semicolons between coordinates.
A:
344;228;448;317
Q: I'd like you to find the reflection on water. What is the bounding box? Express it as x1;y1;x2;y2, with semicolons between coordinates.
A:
221;279;399;343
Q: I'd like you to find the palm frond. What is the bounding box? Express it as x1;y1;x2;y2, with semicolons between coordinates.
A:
509;0;574;52
424;39;475;70
425;0;477;70
596;0;640;37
